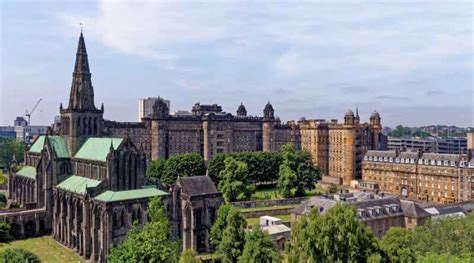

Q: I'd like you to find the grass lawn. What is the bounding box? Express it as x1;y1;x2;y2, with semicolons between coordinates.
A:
246;214;291;226
0;236;83;262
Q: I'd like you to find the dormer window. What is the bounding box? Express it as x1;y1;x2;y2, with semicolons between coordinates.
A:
451;161;456;166
418;159;423;164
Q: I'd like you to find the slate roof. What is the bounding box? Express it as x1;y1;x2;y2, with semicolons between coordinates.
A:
290;196;337;215
400;200;431;218
399;152;420;159
436;206;465;216
56;175;102;194
94;187;168;203
74;137;123;161
420;153;460;162
16;166;36;180
178;176;220;197
262;224;291;235
365;150;398;158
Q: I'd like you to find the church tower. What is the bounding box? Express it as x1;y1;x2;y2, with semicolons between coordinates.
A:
60;32;104;155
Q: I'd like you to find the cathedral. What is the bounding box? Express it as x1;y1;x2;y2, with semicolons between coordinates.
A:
4;32;223;262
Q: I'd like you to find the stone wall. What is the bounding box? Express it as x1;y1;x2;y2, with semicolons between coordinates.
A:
241;207;296;218
231;197;308;209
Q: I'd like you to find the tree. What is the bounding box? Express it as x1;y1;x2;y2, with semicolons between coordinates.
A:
1;248;40;263
277;144;319;198
380;227;415;263
218;157;255;202
287;204;379;262
410;214;474;259
108;197;179;262
0;222;13;242
210;204;233;248
179;249;201;263
0;137;24;169
162;153;206;184
217;208;247;263
146;158;166;179
238;229;280;263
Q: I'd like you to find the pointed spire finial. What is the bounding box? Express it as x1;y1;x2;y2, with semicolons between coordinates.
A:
79;22;83;34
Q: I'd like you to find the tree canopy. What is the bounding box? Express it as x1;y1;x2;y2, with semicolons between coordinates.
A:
0;222;13;242
108;197;179;262
1;248;40;263
208;151;282;184
277;144;319;198
287;204;379;262
210;204;233;249
238;229;280;263
380;214;474;261
217;207;247;263
146;153;206;185
179;249;201;263
0;137;24;169
218;157;256;202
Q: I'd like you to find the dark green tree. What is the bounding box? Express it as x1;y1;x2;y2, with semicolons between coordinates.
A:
217;208;247;263
238;229;280;263
0;222;13;242
277;144;318;197
287;204;379;262
218;157;256;202
179;249;201;263
146;158;166;179
108;197;179;262
210;204;233;248
1;248;40;263
0;137;24;169
380;227;415;263
161;153;206;184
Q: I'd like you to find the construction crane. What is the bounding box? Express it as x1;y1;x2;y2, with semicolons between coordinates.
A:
25;98;42;125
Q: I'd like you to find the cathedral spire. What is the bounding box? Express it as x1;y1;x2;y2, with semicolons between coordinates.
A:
67;31;96;111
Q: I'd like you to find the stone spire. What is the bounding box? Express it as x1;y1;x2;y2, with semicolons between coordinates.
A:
67;31;97;111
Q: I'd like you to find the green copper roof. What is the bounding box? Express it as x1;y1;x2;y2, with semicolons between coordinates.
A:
29;136;46;153
56;175;102;194
16;166;36;180
94;187;168;203
48;136;69;158
74;137;123;162
28;135;69;158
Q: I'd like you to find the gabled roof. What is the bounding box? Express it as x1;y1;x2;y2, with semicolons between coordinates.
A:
28;135;69;158
94;187;168;203
56;175;102;194
178;176;220;197
16;166;36;180
74;137;123;161
48;136;69;158
400;200;431;218
29;136;46;153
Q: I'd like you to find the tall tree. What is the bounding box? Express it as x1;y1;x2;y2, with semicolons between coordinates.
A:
108;197;179;262
238;229;280;263
277;144;319;197
380;227;415;263
161;153;206;184
179;249;202;263
0;137;24;169
146;158;166;179
210;204;233;248
217;208;247;263
287;204;379;262
218;157;255;202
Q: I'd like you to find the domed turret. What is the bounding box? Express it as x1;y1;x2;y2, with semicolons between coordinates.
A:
237;102;247;116
344;108;355;125
370;110;381;126
263;101;275;119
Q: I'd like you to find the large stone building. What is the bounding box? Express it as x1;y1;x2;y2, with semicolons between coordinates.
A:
361;149;474;204
290;192;430;238
3;32;223;262
298;109;386;185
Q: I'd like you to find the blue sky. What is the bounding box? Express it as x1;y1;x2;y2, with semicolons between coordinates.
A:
1;1;472;127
